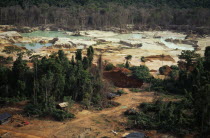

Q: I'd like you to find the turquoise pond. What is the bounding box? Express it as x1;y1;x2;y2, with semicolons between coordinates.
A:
15;43;52;50
21;31;90;39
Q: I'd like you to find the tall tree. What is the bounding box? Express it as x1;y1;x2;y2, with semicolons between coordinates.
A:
12;53;29;97
76;49;82;61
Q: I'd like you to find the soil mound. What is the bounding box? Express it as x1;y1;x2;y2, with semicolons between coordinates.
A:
112;67;131;74
145;55;175;62
103;68;143;88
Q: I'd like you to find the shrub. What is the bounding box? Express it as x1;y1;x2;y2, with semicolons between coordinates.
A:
52;109;75;121
116;89;126;95
169;69;179;80
170;65;179;70
24;104;42;116
116;63;125;68
133;112;157;129
141;56;146;62
130;88;142;92
125;60;129;68
159;65;172;75
125;55;132;60
127;100;194;135
24;103;75;121
0;97;23;105
150;78;166;92
6;56;13;63
129;65;151;81
139;102;159;113
169;65;179;80
105;63;115;71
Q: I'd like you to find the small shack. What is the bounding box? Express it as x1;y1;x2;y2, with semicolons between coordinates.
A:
56;102;69;110
0;113;12;125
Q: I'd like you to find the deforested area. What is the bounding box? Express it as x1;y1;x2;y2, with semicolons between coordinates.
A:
0;0;210;137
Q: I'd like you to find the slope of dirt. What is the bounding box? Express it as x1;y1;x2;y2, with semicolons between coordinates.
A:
145;55;175;62
103;69;143;88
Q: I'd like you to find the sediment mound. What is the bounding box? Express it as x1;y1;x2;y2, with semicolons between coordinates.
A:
103;68;143;88
0;31;22;44
145;55;175;62
112;67;131;74
0;44;27;50
53;38;76;48
120;40;142;48
0;31;22;39
165;38;198;46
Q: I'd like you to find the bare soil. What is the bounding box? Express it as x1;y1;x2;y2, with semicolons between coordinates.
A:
103;68;143;88
145;55;175;62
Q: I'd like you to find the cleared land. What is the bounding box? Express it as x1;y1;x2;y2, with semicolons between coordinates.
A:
0;88;180;138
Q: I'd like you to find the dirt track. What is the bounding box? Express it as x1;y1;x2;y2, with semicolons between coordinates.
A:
0;89;155;138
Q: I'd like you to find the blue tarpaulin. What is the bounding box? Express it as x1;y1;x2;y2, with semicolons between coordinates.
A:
0;113;12;124
125;132;145;138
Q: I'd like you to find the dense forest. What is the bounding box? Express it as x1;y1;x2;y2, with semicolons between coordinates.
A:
0;0;210;30
0;47;112;120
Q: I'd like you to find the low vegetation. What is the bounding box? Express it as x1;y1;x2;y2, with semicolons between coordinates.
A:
126;99;193;135
129;65;151;81
105;63;115;71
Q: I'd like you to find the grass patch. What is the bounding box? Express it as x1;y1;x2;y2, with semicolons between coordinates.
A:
116;89;127;95
157;92;184;100
129;88;144;92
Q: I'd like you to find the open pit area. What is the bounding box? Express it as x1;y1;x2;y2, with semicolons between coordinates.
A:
1;26;210;74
